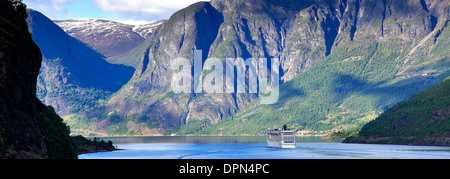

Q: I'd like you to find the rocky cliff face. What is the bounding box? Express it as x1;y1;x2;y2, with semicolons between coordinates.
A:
69;0;450;136
0;0;75;158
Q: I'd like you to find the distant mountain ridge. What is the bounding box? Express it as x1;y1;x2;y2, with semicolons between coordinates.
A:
55;19;164;58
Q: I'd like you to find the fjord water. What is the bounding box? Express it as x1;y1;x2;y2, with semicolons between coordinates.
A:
78;136;450;159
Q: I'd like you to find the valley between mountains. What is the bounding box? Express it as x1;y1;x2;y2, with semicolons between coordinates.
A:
30;0;449;140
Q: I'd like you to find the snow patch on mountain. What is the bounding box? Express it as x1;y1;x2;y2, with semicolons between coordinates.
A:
53;19;164;57
55;19;163;40
132;20;165;39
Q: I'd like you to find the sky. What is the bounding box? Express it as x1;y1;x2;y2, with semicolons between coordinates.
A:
23;0;210;24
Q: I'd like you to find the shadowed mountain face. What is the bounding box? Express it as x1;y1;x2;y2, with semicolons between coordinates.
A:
66;0;449;136
27;10;135;116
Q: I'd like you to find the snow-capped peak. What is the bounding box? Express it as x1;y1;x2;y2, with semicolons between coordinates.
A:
54;19;164;40
53;19;165;57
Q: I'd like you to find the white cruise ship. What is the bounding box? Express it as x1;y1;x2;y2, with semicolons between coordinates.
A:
266;125;296;148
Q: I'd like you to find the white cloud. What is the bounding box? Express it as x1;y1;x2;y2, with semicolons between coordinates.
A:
24;0;73;19
93;0;210;21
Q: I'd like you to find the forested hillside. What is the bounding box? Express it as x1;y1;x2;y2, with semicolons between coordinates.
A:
345;77;450;146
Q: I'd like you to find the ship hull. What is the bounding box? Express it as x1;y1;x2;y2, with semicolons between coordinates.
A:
267;140;282;148
266;140;296;148
280;142;296;148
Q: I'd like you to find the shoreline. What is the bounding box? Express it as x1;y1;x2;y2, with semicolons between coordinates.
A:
79;134;328;138
77;148;124;156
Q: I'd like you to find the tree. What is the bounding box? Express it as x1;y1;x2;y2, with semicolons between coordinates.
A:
8;0;27;19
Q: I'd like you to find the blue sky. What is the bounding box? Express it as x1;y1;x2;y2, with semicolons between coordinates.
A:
24;0;209;24
65;0;109;19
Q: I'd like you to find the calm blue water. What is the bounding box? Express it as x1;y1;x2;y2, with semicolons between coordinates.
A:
79;136;450;159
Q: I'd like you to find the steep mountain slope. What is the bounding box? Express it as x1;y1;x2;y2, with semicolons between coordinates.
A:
344;77;450;146
68;0;450;136
27;10;135;116
105;21;166;68
55;19;164;58
0;0;76;159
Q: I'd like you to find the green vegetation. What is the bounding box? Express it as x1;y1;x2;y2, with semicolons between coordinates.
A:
71;135;116;155
345;77;450;146
106;123;129;135
139;117;159;129
176;119;211;135
36;58;113;115
0;0;28;39
7;0;27;19
38;101;77;159
323;128;360;139
39;102;118;156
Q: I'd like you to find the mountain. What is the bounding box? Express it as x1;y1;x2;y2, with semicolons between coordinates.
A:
27;10;135;116
344;77;450;146
205;0;450;135
67;0;450;136
101;21;166;68
55;19;164;58
207;0;449;136
0;0;76;159
131;21;166;39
